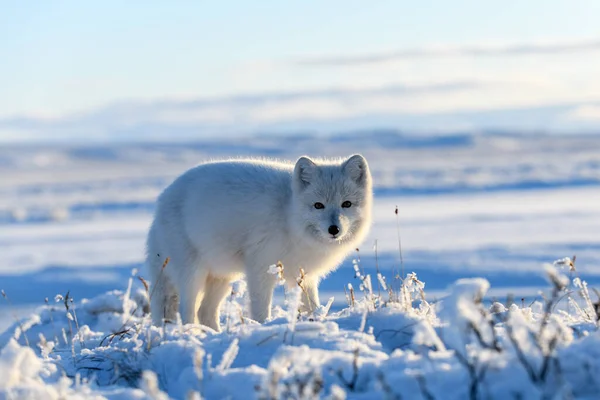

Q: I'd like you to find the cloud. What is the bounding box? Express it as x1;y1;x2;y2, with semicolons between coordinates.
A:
150;81;480;109
0;80;490;141
564;105;600;121
0;80;482;126
295;38;600;67
1;79;599;143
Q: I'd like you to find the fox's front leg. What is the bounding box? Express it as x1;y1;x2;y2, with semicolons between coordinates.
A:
299;277;321;314
246;262;277;322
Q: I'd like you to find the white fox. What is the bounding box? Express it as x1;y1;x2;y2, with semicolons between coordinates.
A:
146;154;373;330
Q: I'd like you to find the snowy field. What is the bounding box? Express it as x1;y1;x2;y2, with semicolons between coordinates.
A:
2;131;600;398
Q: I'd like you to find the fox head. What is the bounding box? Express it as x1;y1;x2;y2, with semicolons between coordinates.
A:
291;154;373;246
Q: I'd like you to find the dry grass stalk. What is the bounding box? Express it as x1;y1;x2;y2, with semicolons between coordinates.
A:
45;297;60;344
1;289;30;346
336;348;360;391
349;284;356;307
343;285;351;307
395;206;405;285
149;256;170;302
138;276;150;294
66;293;85;349
373;240;382;300
296;268;314;313
61;291;76;361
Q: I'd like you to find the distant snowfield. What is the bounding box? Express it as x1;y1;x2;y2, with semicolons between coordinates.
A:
2;186;599;274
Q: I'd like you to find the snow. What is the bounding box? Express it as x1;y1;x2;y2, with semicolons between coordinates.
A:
2;267;600;399
2;131;600;398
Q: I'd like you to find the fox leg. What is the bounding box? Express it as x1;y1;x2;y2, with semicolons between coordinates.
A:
176;267;207;325
150;274;179;325
245;262;277;323
198;275;232;331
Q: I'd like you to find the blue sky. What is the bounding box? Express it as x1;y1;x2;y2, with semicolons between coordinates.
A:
1;1;600;140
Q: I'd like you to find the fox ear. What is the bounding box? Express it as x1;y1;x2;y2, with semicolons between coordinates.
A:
294;156;317;188
342;154;369;185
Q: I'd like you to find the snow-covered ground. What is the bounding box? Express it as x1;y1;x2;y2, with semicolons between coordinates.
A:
1;131;600;398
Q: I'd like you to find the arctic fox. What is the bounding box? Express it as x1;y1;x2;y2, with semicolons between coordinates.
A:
146;154;372;330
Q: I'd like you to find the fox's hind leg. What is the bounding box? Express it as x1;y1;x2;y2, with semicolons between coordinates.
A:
198;275;232;331
177;269;207;325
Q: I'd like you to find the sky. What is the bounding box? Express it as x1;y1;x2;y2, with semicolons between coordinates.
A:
1;1;600;141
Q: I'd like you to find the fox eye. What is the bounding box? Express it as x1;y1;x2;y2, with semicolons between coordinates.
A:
314;202;325;209
341;201;352;208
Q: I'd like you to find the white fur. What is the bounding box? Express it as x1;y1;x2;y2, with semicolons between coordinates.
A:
145;155;373;330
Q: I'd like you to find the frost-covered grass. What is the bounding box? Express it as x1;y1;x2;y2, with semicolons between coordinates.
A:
2;256;600;399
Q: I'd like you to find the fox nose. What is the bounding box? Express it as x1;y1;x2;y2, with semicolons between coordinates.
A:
328;225;340;236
